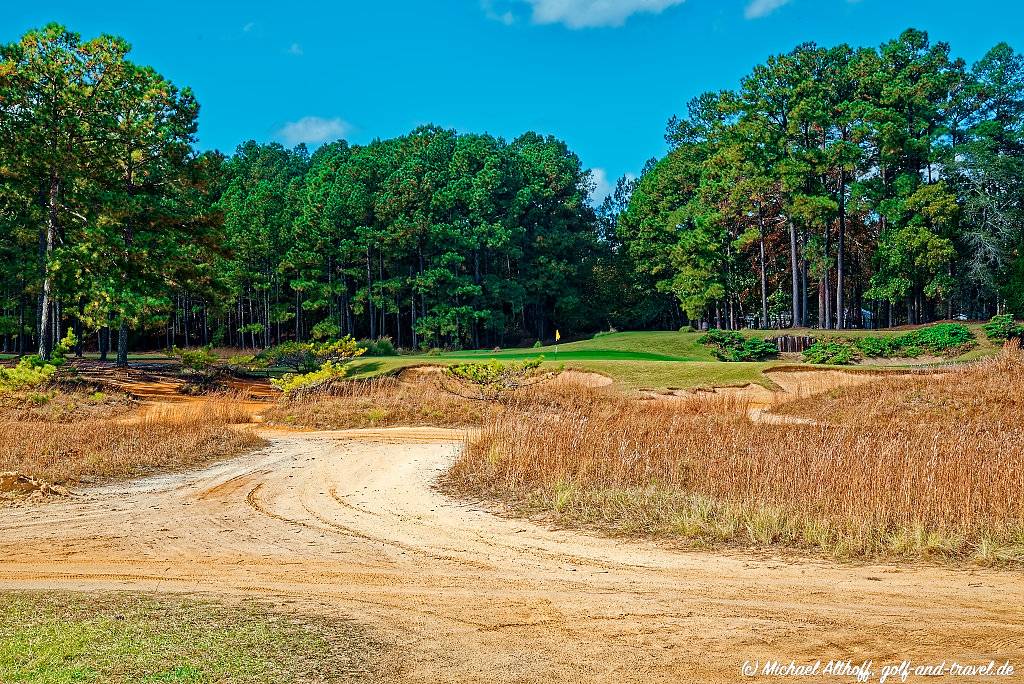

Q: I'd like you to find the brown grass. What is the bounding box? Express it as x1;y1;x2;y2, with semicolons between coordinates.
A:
0;385;137;423
444;346;1024;565
263;376;492;429
0;397;265;485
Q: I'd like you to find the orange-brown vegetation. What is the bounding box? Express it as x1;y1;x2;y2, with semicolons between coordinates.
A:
444;345;1024;564
0;394;264;486
263;376;491;430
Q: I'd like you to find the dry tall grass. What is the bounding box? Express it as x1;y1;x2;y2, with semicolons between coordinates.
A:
445;346;1024;564
0;397;265;485
263;376;491;429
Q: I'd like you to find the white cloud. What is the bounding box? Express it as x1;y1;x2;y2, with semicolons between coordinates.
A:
277;117;350;146
513;0;686;29
744;0;792;19
590;169;639;205
482;0;517;24
590;168;613;203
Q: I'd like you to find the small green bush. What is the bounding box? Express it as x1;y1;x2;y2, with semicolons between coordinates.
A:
0;357;57;392
906;322;974;354
257;337;365;372
983;314;1023;342
679;325;697;333
271;360;352;396
853;336;903;358
803;340;857;365
172;345;220;372
443;357;548;401
698;329;778;362
533;340;543;348
357;337;397;356
851;323;974;358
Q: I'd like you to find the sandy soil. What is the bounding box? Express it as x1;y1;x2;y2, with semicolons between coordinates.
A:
1;426;1021;682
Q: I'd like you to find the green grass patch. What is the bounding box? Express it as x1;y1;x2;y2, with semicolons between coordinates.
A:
0;592;383;683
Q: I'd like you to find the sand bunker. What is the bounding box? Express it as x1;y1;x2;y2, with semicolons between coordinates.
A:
0;471;70;504
641;368;894;414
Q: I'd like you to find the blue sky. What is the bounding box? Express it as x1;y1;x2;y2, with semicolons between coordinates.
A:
3;1;1022;200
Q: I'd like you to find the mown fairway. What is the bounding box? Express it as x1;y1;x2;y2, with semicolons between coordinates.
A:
344;326;999;390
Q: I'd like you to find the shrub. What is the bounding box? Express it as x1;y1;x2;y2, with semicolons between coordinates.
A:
0;358;57;393
679;325;697;333
172;345;220;373
0;331;77;393
736;337;780;361
906;322;974;355
49;330;78;366
593;329;618;338
441;357;549;401
357;337;398;356
803;340;857;365
853;336;904;358
533;340;543;348
698;329;777;362
271;360;353;396
257;337;365;373
852;323;974;358
983;314;1023;343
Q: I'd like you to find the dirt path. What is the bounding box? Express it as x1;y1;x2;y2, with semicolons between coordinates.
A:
1;428;1021;682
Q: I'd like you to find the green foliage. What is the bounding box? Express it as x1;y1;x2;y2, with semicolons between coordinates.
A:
983;314;1024;342
237;323;265;335
172;345;220;372
443;357;548;401
356;337;397;356
310;320;340;341
271;361;352;396
852;336;904;358
257;337;365;372
1;24;1022;360
0;330;76;393
802;341;858;365
50;330;77;366
0;358;57;393
698;329;777;362
852;323;975;358
906;323;974;354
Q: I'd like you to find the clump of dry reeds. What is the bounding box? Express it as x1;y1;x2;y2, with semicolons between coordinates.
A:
0;397;265;485
262;376;492;429
444;345;1024;564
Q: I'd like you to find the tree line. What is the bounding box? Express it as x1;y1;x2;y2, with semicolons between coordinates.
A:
1;25;1022;363
612;29;1024;330
0;24;605;361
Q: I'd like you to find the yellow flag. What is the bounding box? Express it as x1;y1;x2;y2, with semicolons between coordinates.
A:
555;329;561;342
